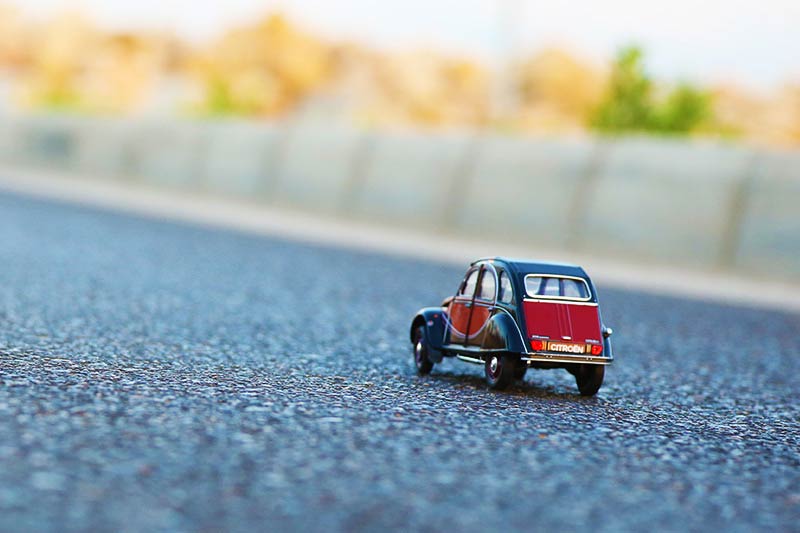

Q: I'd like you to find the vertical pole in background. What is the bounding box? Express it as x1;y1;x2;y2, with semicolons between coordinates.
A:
339;130;376;215
440;132;484;230
492;0;523;126
193;121;213;194
718;152;760;271
121;118;145;183
262;115;300;203
566;139;610;249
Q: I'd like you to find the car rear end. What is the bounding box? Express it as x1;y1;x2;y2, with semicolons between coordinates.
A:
520;273;612;365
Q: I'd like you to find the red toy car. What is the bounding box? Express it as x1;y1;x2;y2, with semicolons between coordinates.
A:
410;257;614;395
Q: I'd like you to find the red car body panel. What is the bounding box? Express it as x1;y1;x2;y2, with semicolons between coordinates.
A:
523;300;602;346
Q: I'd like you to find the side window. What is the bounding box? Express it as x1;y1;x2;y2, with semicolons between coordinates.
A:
477;269;496;301
460;269;479;297
498;271;514;304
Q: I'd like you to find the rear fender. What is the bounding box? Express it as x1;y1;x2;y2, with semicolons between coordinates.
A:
410;308;446;363
480;311;527;355
599;308;614;360
603;331;613;360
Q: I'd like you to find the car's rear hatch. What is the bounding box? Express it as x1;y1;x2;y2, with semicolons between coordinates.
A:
522;274;603;355
524;301;602;346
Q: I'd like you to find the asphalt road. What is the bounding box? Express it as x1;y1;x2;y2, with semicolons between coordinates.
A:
0;191;798;532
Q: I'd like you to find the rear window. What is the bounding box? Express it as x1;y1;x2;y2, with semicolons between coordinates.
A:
524;275;591;301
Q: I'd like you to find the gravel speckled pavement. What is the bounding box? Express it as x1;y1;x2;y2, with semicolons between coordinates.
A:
0;192;798;532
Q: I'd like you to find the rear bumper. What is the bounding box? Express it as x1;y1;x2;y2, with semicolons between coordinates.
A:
521;352;613;365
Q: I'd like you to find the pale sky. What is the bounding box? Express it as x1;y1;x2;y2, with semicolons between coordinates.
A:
11;0;800;89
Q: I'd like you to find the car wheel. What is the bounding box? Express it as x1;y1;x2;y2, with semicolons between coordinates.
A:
514;363;528;381
484;354;517;390
574;364;604;396
413;326;434;375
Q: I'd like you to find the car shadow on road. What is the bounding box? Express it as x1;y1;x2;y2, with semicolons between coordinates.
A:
423;370;595;401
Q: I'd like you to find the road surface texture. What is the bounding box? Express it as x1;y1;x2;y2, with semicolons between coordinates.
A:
0;191;798;532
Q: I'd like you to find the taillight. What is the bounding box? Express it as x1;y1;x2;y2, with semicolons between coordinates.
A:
531;340;544;351
590;344;603;356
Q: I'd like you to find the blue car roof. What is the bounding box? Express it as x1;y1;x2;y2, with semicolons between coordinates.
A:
474;257;589;279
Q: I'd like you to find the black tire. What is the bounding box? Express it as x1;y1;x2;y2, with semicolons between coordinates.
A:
413;326;433;375
574;364;604;396
514;363;528;381
484;354;517;390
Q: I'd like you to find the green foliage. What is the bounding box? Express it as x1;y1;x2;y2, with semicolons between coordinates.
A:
204;78;238;116
651;84;711;133
31;85;82;112
591;47;653;132
590;46;711;136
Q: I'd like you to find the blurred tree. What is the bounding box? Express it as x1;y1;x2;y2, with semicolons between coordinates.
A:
191;14;333;117
514;48;605;132
517;49;603;117
782;85;800;144
651;84;711;133
81;33;179;113
21;11;95;110
590;46;653;132
0;4;29;69
590;46;712;136
333;48;490;128
14;9;177;113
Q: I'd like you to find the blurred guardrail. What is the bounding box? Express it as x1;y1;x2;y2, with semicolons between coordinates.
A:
1;114;798;281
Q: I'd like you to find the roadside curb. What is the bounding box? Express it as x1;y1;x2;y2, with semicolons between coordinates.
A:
2;165;799;314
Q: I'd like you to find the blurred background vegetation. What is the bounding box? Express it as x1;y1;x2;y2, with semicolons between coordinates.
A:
0;4;798;147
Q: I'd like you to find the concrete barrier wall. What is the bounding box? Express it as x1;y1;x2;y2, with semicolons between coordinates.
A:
735;152;800;279
14;115;77;169
0;115;19;162
71;118;140;178
351;130;474;228
454;136;596;246
579;138;754;266
133;120;210;190
203;120;282;198
273;123;365;213
1;114;798;282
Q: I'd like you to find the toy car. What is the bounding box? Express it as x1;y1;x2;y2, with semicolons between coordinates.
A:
410;257;613;395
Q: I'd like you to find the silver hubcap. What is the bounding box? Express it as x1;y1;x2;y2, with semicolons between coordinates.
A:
490;356;499;374
415;341;423;362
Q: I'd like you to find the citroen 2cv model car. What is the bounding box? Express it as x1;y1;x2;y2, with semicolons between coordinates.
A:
410;258;613;395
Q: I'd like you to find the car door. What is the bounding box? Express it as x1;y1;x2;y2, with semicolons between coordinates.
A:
466;265;497;348
445;267;479;345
